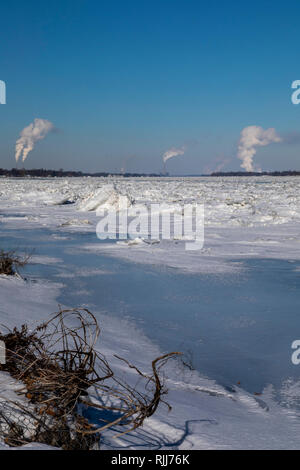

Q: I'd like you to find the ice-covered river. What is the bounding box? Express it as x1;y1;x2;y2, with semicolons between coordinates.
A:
1;175;300;408
1;224;300;402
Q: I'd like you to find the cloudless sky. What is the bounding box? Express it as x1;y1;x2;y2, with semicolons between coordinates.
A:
0;0;300;174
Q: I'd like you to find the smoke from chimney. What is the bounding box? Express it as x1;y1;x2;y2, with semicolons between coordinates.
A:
162;146;185;164
15;118;54;163
237;125;281;172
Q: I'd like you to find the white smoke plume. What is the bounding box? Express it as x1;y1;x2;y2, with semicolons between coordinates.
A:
237;125;282;172
15;118;54;163
162;146;185;163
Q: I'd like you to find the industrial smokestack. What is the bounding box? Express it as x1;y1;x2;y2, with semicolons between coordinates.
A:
162;146;185;173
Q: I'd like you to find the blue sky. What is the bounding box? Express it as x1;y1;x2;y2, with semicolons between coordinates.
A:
0;0;300;174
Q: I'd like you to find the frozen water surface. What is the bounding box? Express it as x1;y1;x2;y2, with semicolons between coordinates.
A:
1;225;300;398
1;176;300;448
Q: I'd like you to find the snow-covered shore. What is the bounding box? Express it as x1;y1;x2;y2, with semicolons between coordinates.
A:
1;274;300;449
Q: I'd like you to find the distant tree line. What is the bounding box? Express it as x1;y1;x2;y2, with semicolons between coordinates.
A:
0;168;299;178
211;171;300;177
0;168;162;178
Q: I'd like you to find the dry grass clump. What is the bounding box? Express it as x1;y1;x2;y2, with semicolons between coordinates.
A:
0;308;179;449
0;250;30;276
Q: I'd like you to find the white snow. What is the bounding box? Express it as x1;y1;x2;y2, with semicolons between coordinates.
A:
0;176;300;273
1;175;300;449
1;275;300;450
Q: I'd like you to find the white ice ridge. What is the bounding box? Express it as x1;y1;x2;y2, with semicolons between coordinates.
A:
0;175;299;226
0;176;300;272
